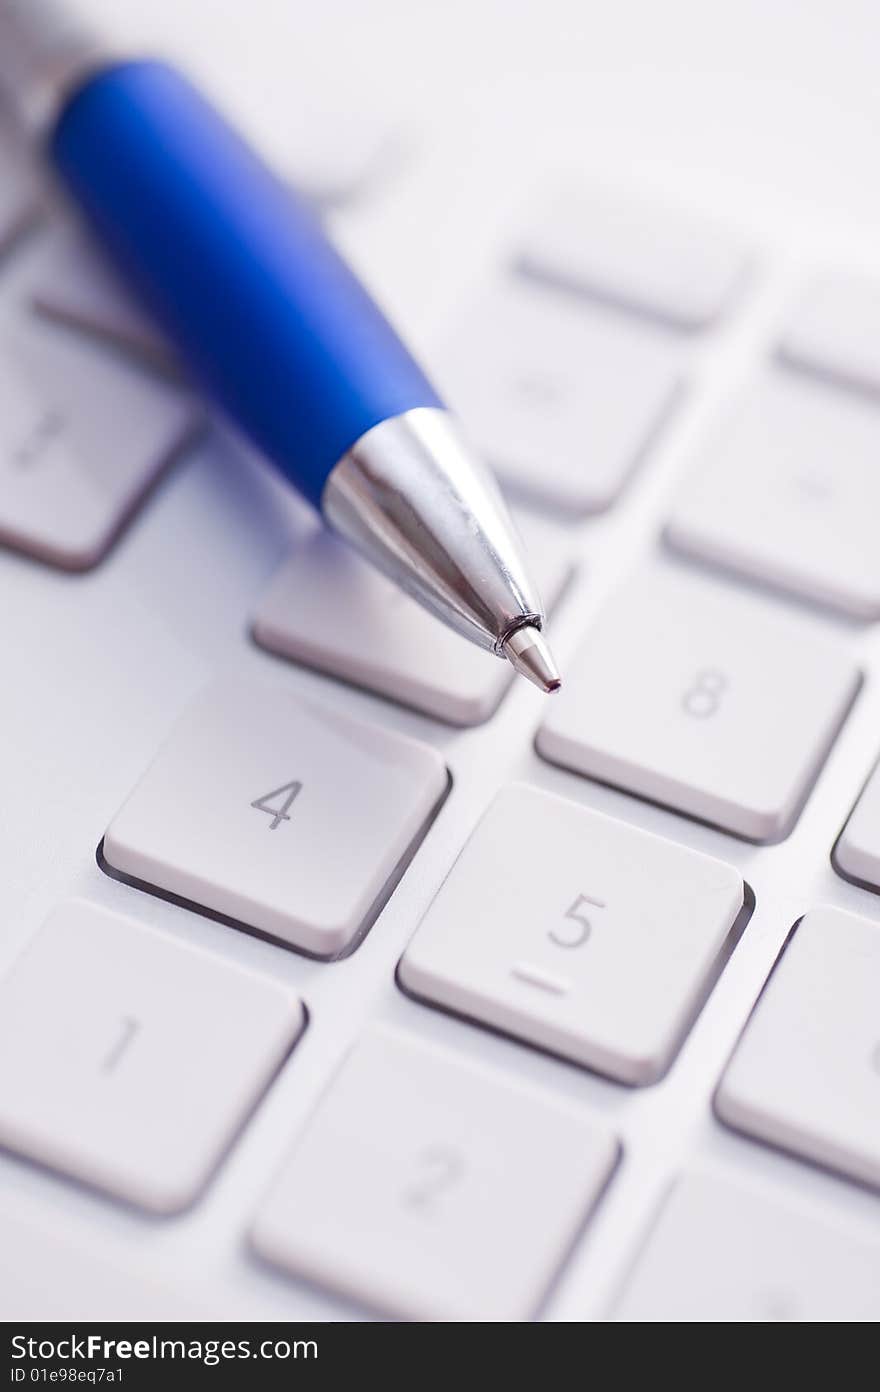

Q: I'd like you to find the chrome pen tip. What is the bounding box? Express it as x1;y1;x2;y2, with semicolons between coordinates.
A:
501;625;562;694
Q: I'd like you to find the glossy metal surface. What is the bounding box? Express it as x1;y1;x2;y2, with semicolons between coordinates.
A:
323;406;547;654
500;623;562;692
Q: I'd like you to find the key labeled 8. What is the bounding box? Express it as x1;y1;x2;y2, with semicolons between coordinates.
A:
681;669;728;719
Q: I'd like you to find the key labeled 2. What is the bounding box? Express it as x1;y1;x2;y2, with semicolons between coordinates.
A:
102;681;449;957
251;1025;618;1320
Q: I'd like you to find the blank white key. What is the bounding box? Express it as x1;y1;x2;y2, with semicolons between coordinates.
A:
666;369;880;619
716;906;880;1189
399;785;744;1083
517;184;750;329
780;271;880;397
536;565;860;841
0;325;199;569
612;1172;880;1321
835;758;880;886
286;110;407;207
30;227;177;373
431;276;678;515
253;513;573;726
0;900;304;1213
103;681;448;957
251;1026;618;1321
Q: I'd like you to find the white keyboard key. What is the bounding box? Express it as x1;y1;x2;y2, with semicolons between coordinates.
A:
666;370;880;619
780;271;880;397
536;566;860;841
0;900;304;1213
103;681;448;957
286;111;407;207
30;227;177;373
251;1026;618;1321
835;758;880;886
399;785;744;1083
612;1171;880;1321
432;277;679;515
253;513;573;726
716;906;880;1189
0;326;199;569
517;184;750;329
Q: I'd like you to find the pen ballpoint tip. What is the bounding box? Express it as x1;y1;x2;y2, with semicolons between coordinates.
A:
501;625;562;694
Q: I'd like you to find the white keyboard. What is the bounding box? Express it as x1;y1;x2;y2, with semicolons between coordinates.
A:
3;0;880;1325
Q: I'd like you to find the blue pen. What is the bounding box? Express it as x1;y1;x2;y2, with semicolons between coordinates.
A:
0;0;561;692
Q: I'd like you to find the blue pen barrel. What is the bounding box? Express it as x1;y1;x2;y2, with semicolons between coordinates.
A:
50;60;441;508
